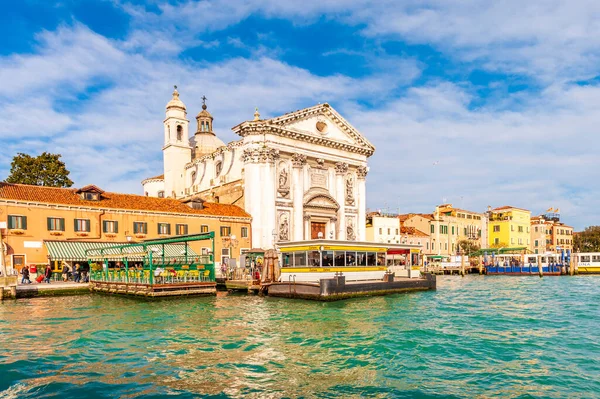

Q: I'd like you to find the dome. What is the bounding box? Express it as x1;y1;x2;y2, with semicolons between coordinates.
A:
166;86;186;110
194;132;225;157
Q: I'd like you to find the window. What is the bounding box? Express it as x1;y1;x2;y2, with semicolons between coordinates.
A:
133;222;147;234
511;238;515;244
215;161;223;176
426;242;429;250
451;226;455;235
494;238;499;245
176;224;188;235
158;223;171;235
157;191;165;198
241;227;248;238
445;243;447;250
220;226;231;236
201;225;209;233
493;225;500;232
535;226;538;232
387;228;391;235
518;238;523;245
83;192;99;201
103;220;118;234
221;248;230;258
7;215;27;230
379;228;382;235
395;228;399;235
440;225;448;234
430;225;435;234
535;240;539;247
177;125;183;141
464;227;467;235
74;219;90;232
518;226;524;233
47;217;65;231
511;225;514;231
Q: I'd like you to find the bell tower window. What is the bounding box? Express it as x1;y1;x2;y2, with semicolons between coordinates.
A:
177;125;183;141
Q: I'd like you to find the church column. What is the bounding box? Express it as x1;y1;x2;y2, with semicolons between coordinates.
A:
243;146;279;249
292;153;307;241
335;162;348;240
357;166;368;241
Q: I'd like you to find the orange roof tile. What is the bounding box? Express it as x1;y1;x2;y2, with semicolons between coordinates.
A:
401;226;429;237
0;183;250;219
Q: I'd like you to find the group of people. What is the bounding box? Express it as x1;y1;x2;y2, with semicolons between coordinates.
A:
20;263;89;284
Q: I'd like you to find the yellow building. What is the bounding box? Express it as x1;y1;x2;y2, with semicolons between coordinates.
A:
0;183;252;275
488;206;531;248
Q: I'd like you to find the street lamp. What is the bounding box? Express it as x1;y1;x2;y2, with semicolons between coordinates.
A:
125;231;133;243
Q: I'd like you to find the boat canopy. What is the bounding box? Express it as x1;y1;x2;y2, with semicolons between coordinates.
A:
469;246;529;257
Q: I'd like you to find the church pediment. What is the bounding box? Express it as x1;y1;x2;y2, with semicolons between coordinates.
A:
232;103;375;157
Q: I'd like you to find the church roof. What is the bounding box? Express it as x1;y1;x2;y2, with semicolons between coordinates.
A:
141;174;164;184
0;183;250;219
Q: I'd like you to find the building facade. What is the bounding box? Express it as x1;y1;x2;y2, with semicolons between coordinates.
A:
366;213;401;244
530;209;573;253
143;88;375;249
487;206;531;248
0;183;251;274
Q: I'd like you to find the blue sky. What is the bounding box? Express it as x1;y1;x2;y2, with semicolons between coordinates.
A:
1;0;600;229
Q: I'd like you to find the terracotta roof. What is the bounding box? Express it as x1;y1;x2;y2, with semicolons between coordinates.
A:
492;205;530;212
398;213;434;222
0;183;250;218
142;174;164;182
401;226;429;237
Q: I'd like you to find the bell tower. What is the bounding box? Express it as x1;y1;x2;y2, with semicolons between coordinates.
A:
163;86;192;198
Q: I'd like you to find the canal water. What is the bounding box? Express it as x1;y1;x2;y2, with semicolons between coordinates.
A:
1;276;598;398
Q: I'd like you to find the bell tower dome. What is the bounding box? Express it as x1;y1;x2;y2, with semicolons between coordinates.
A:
163;85;192;198
193;96;225;158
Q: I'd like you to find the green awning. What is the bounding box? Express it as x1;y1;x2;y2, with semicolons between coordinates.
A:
45;241;198;262
469;247;529;257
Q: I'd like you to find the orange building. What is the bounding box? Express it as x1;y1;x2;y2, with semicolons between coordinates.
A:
0;183;252;275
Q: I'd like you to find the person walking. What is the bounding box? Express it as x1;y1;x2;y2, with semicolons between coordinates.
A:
20;265;31;284
73;263;81;283
61;263;70;282
44;264;52;283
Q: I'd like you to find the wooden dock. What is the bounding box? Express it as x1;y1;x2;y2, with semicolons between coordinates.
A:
91;280;216;297
225;279;261;293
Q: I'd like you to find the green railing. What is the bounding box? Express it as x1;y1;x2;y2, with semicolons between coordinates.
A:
91;264;215;284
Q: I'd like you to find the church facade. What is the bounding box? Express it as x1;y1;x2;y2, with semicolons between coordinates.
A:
143;88;375;250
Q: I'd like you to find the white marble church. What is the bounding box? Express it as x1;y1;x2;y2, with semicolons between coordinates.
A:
142;87;375;250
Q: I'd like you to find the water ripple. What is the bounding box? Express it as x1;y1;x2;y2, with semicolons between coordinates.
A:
0;276;599;398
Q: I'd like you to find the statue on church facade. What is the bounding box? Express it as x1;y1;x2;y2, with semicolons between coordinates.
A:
346;218;356;240
345;176;355;206
277;163;290;198
279;214;289;241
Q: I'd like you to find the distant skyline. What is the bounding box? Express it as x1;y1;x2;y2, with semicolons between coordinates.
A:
1;0;599;229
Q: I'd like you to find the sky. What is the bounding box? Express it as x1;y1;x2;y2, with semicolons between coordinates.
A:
1;0;599;230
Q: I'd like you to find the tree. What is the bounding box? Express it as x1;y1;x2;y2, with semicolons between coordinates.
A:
458;239;480;255
5;152;73;187
573;226;600;252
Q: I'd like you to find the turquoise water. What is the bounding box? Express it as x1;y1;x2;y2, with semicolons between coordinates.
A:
0;276;599;398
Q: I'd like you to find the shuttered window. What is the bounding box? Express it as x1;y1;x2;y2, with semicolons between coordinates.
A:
74;219;91;232
8;215;27;230
176;224;188;235
158;223;171;235
102;220;118;233
220;226;231;237
200;225;209;233
133;222;148;234
47;217;65;231
241;227;248;238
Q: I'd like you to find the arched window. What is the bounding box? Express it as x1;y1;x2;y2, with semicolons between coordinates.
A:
191;171;196;184
177;125;183;141
215;161;222;176
157;191;164;198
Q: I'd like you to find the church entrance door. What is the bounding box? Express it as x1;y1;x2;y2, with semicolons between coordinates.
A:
311;222;326;239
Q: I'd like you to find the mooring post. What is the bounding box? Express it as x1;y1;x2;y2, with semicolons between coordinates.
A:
0;287;4;301
538;262;544;278
10;285;16;299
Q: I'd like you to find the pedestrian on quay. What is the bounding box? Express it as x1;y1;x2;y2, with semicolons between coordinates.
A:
44;264;52;283
73;263;81;283
61;263;70;282
20;265;31;284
